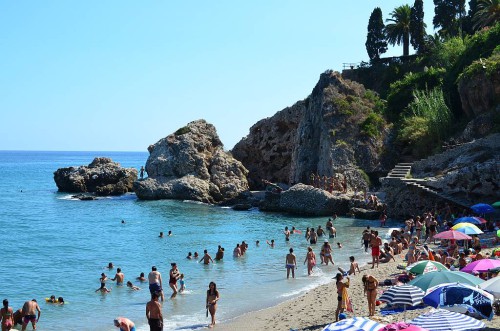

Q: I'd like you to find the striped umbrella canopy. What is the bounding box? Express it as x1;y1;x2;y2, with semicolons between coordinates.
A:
471;203;495;214
408;270;482;291
379;284;425;306
453;217;482;225
406;261;448;275
322;317;385;331
461;259;500;273
432;230;471;241
451;223;483;235
409;309;485;331
479;276;500;299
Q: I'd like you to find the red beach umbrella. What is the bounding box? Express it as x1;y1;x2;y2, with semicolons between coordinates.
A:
432;230;471;240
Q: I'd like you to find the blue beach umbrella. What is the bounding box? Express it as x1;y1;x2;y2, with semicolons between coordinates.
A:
470;203;494;214
452;217;481;225
409;309;485;331
423;282;494;320
322;317;385;331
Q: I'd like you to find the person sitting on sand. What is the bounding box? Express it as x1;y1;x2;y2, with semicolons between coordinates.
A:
285;248;297;279
136;272;147;282
348;256;360;275
362;274;379;316
126;281;140;291
304;246;316;276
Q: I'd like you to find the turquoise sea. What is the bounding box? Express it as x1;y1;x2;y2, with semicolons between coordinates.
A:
0;151;381;331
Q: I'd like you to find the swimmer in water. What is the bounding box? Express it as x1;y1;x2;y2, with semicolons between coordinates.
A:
96;283;111;293
199;249;214;265
137;272;147;282
256;240;260;246
168;230;172;236
266;239;275;248
187;252;193;259
159;232;164;238
127;281;140;291
107;262;114;269
337;242;343;248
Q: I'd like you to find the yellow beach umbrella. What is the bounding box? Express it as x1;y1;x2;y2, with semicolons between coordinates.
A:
452;222;483;235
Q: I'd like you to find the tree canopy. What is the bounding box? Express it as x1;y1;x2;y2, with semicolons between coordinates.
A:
410;0;427;53
366;7;388;61
473;0;500;30
386;5;412;56
433;0;466;37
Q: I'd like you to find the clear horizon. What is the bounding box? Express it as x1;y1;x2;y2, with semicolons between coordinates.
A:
1;1;438;152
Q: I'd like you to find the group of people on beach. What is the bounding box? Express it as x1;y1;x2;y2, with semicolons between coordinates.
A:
309;173;348;193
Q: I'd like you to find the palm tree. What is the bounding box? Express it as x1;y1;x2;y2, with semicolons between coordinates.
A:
386;4;412;56
473;0;500;30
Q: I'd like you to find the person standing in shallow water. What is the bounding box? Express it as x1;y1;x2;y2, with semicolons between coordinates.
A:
21;299;41;331
1;299;14;331
169;263;181;298
206;282;220;328
285;248;297;279
146;292;163;331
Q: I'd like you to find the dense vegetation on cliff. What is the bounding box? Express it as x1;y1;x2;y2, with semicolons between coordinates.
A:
357;0;500;158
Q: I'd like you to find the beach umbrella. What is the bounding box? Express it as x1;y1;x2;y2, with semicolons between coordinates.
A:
489;267;500;273
492;201;500;208
409;309;485;331
379;284;425;318
461;259;500;274
473;217;487;224
322;317;385;331
408;270;482;291
378;323;428;331
451;223;483;235
406;261;448;275
423;282;494;320
432;230;471;241
478;277;500;299
453;217;481;225
471;203;494;214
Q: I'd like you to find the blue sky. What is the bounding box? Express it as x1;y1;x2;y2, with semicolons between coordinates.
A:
0;1;436;151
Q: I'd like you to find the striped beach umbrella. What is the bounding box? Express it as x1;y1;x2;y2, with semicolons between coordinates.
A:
409;309;485;331
479;276;500;299
451;223;483;235
379;284;425;306
322;317;385;331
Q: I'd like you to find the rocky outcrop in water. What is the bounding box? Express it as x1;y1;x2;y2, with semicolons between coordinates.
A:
54;157;138;196
133;120;249;203
232;70;391;191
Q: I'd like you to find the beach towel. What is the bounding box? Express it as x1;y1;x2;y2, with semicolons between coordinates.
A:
341;286;353;312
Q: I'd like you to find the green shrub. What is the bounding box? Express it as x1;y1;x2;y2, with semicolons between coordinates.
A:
333;97;353;116
335;139;348;147
175;126;191;135
429;37;466;69
360;112;385;138
358;168;371;187
385;67;445;122
459;51;500;80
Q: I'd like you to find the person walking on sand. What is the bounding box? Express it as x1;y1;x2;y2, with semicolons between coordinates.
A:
113;317;135;331
1;299;14;331
285;248;297;279
335;273;350;322
362;274;379;316
21;299;41;331
206;282;220;328
370;231;382;269
146;292;163;331
304;246;316;276
169;263;181;298
199;250;214;265
111;268;125;285
148;266;164;301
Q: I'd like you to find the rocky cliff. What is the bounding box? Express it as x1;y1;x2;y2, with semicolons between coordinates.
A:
232;70;391;190
54;157;137;196
133;120;249;203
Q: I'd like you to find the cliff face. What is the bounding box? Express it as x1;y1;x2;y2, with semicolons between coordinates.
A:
134;120;249;203
232;70;390;190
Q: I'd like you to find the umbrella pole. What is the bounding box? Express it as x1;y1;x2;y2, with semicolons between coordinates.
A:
404;304;407;321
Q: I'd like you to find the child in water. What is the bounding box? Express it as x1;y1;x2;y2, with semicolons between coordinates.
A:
179;274;186;293
126;281;140;291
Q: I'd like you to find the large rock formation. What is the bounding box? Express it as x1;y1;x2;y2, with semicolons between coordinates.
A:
54;157;137;196
133;120;249;203
232;70;391;190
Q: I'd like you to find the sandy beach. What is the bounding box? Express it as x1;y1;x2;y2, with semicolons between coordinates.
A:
215;253;500;331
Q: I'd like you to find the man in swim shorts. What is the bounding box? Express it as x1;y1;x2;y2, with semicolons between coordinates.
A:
21;299;40;331
370;231;382;269
148;266;164;301
146;292;163;331
114;316;135;331
285;248;297;279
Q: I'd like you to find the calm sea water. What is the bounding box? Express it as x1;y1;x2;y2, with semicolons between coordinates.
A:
0;151;379;331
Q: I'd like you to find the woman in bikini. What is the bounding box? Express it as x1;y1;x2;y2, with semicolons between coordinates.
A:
206;282;220;328
1;299;14;331
303;246;316;276
335;273;350;322
169;263;180;298
322;241;334;265
407;237;418;265
362;274;379;316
